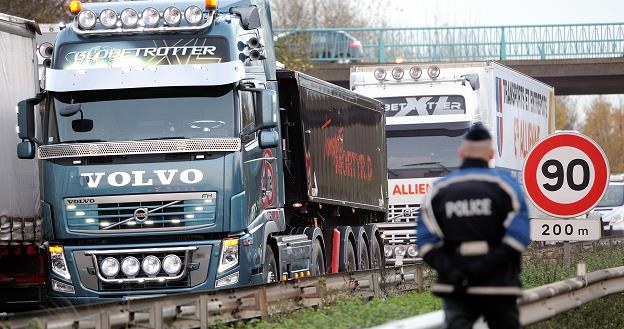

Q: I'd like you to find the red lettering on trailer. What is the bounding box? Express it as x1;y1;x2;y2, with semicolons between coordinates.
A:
392;184;431;195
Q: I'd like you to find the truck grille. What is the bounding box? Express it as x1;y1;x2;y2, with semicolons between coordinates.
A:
65;192;217;233
387;204;420;223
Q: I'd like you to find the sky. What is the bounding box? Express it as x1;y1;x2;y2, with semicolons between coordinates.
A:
380;0;624;120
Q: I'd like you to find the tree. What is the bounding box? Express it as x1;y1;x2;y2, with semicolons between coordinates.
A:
554;96;578;131
0;0;68;23
581;97;624;172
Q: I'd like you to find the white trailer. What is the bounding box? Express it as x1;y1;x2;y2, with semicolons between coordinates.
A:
350;61;555;263
0;13;44;309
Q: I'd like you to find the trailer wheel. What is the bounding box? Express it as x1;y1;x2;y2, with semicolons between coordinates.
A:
310;239;326;276
356;235;370;270
345;241;357;272
369;234;383;269
263;247;278;283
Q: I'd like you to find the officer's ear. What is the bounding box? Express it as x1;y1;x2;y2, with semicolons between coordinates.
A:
487;147;494;160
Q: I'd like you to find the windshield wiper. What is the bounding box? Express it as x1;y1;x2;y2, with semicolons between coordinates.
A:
61;139;106;143
403;161;452;173
138;136;187;141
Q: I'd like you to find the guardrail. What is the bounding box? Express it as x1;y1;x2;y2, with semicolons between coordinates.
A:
370;265;624;329
274;23;624;63
0;264;425;329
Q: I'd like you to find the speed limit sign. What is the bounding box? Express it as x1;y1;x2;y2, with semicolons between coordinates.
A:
523;132;610;218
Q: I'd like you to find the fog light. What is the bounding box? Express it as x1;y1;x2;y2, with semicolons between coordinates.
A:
121;256;140;277
162;254;182;275
427;65;440;79
163;6;182;26
215;271;239;288
409;66;422;80
142;255;161;276
391;67;404;80
184;5;203;25
407;245;418;257
99;9;118;28
77;10;96;30
120;8;139;27
384;245;393;258
100;257;120;278
394;245;406;257
374;68;387;82
51;279;75;294
142;7;160;27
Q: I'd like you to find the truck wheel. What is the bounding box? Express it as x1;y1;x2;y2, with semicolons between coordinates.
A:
357;235;370;270
369;235;383;269
345;241;357;272
263;247;278;283
310;239;326;276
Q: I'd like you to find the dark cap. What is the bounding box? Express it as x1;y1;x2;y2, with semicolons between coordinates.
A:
464;122;492;141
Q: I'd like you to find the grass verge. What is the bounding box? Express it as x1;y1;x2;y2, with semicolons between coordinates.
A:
220;243;624;328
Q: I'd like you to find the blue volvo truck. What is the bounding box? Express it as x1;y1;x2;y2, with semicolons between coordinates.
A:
14;0;387;306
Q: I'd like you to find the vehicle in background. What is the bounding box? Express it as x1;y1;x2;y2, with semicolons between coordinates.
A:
16;0;386;306
275;30;363;63
0;13;45;311
350;61;555;264
594;174;624;236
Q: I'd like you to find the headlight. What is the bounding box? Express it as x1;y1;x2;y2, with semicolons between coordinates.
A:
218;238;239;274
121;256;140;277
184;6;203;25
407;245;418;257
142;7;160;27
394;245;406;257
120;8;139;27
100;257;120;278
99;9;118;29
77;10;96;30
374;68;387;82
142;255;161;276
391;67;404;80
384;245;393;258
163;6;182;26
409;66;422;80
162;254;182;275
49;245;71;280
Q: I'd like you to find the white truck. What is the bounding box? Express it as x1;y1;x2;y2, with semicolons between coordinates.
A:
350;61;555;264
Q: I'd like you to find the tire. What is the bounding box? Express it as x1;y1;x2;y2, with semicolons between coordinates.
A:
345;241;357;272
357;235;370;270
310;239;326;276
369;235;383;269
263;246;278;283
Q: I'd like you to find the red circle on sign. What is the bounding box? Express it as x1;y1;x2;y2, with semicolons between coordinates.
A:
522;132;609;218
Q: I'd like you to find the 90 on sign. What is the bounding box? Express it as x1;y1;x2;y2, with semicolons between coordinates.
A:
530;219;601;241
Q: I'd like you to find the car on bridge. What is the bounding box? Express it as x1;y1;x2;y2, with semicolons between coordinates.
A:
594;174;624;236
274;30;364;63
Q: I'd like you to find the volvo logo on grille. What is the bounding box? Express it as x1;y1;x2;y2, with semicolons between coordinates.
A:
133;208;149;222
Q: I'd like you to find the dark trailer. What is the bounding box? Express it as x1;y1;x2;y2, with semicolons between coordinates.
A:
277;70;387;221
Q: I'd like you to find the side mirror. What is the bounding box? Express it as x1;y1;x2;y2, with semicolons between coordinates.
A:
255;89;278;130
17;95;43;141
17;141;36;159
258;130;279;149
463;73;480;91
72;119;93;132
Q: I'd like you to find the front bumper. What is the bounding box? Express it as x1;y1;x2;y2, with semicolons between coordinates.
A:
46;239;263;306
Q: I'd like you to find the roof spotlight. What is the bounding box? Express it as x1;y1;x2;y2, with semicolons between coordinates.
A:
427;65;441;79
409;66;422;80
374;68;387;82
391;67;404;80
99;9;118;29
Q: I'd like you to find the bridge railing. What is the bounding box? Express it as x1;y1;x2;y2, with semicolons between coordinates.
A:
274;23;624;63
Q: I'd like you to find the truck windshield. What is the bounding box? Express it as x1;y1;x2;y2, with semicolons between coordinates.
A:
597;184;624;207
47;85;234;144
387;128;467;179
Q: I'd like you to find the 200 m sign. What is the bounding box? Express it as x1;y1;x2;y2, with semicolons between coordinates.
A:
530;219;601;241
523;132;609;218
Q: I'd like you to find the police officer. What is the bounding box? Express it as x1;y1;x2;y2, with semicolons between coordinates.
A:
416;122;530;329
